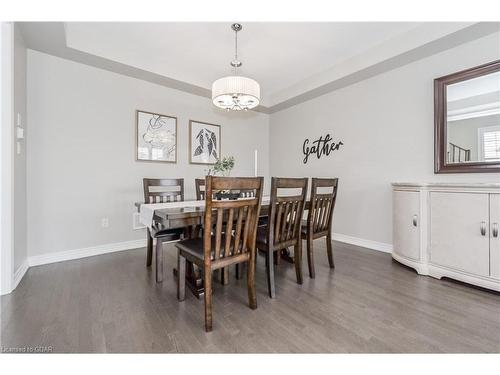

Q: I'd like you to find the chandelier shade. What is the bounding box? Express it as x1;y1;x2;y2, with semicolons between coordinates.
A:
211;23;261;111
212;76;260;111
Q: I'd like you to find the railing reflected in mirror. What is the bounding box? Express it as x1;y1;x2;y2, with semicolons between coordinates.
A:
435;60;500;173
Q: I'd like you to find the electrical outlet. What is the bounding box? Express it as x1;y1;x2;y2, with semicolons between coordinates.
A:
133;213;146;230
101;217;109;228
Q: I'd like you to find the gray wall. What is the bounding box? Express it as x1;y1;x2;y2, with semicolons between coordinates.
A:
14;24;27;272
269;32;500;246
25;30;500;259
27;50;270;257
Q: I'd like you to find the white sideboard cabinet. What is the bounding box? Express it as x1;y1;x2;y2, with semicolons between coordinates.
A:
392;183;500;291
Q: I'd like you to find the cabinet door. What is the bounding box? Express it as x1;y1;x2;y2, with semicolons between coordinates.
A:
393;191;420;260
490;194;500;279
430;192;490;277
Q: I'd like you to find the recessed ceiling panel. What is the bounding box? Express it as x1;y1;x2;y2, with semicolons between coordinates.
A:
64;22;421;102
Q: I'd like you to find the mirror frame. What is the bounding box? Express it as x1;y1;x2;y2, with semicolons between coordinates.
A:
434;59;500;173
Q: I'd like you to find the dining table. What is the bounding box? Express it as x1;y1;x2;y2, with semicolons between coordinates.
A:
136;197;310;298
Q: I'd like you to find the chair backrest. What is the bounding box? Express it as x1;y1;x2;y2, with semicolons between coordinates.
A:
306;178;339;235
195;178;206;200
267;177;308;248
143;178;184;203
196;178;255;200
204;176;264;267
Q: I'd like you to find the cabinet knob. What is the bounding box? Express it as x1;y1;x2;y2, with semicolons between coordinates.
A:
412;215;418;227
480;221;486;236
493;223;499;238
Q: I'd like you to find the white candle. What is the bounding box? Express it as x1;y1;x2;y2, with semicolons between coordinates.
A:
254;149;258;177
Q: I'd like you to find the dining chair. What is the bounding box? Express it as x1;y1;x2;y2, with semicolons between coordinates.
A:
196;177;261;284
196;178;254;201
301;178;339;278
176;176;264;332
143;178;185;283
256;177;308;298
195;178;205;200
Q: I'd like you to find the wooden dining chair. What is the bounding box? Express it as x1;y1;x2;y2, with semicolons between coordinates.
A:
143;178;185;283
301;178;339;278
256;177;308;298
196;177;260;284
176;176;264;332
195;178;206;200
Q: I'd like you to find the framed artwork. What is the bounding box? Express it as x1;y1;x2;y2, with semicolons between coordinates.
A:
189;120;221;164
135;110;177;163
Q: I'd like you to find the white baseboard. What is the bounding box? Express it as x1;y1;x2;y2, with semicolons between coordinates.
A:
28;238;147;267
13;260;29;290
332;233;393;253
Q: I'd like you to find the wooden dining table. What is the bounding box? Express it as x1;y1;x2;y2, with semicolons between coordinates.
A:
135;198;310;298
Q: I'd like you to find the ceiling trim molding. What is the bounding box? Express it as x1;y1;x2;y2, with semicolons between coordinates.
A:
448;102;500;122
267;22;500;114
18;22;498;117
18;22;272;114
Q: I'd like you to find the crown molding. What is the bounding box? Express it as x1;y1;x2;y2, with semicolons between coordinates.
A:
18;22;272;114
267;22;500;113
18;22;498;116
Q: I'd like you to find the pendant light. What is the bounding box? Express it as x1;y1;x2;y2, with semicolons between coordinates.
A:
212;23;260;111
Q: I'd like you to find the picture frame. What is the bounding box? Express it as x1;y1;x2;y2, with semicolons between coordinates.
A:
135;110;177;163
189;120;221;165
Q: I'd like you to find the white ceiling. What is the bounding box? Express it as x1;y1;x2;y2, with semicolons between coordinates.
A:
19;22;499;111
64;22;421;105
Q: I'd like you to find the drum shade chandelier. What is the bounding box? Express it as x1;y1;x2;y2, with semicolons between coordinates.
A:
212;23;260;111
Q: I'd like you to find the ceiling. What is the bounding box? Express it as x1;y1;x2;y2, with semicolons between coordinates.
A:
64;22;420;102
19;22;500;112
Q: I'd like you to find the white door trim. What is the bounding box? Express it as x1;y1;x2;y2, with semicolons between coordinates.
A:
1;22;15;295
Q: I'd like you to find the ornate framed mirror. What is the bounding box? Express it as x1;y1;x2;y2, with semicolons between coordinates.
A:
434;60;500;173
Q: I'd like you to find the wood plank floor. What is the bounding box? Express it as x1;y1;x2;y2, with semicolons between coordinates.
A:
2;240;500;353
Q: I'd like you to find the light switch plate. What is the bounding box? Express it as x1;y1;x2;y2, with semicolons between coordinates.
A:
16;127;24;139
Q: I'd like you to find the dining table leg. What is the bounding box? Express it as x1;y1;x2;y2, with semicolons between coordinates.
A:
221;267;229;285
155;238;163;283
146;228;153;267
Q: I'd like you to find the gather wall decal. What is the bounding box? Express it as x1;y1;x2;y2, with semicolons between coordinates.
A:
302;133;344;164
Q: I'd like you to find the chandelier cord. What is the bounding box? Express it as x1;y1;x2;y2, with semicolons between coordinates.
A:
234;28;238;62
233;27;239;74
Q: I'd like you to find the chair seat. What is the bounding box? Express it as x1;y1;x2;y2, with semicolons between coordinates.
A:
301;220;308;236
256;226;268;245
176;235;234;261
258;216;268;227
257;225;304;246
152;226;184;240
301;221;329;238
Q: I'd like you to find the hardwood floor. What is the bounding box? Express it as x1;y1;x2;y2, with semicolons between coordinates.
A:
2;240;500;353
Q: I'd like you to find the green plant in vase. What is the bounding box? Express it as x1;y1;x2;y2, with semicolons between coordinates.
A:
206;156;236;199
212;156;235;177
